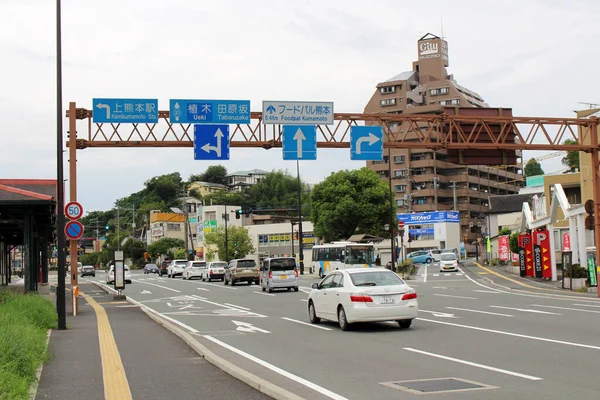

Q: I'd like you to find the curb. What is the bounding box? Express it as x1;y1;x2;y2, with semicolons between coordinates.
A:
89;281;304;400
28;329;52;400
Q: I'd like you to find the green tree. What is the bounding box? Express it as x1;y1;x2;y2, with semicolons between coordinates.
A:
310;167;394;242
173;248;187;259
524;158;544;178
561;139;580;172
509;232;519;254
148;237;185;259
201;165;228;185
204;225;254;261
498;227;512;236
80;252;101;267
123;238;147;267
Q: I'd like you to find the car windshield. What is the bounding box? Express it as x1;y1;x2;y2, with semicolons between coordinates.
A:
349;270;405;287
441;253;457;261
192;262;206;268
237;260;256;268
269;258;296;271
346;246;374;264
211;262;227;268
175;261;187;266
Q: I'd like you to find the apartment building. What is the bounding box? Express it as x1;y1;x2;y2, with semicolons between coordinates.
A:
364;33;523;240
227;169;268;192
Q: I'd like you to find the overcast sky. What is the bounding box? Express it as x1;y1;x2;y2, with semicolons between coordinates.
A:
1;0;599;213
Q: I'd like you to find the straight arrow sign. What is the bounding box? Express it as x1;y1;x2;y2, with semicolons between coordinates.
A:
231;320;270;333
294;128;305;158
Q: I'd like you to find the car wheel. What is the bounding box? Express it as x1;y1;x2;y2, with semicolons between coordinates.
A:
398;319;412;329
262;286;266;292
268;282;273;293
426;258;433;264
231;279;236;286
338;306;350;331
308;301;321;324
294;287;299;292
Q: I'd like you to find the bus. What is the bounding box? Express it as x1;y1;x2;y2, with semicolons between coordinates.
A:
311;241;376;278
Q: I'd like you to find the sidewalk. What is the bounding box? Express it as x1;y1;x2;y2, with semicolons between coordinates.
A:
35;283;272;400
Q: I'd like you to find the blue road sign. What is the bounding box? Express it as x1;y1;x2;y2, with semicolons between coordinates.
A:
263;101;334;125
282;125;317;160
92;98;158;123
170;99;250;124
65;221;84;240
194;125;230;160
350;126;383;161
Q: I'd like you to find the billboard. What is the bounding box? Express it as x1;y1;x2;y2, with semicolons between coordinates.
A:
498;235;510;261
518;233;533;277
397;211;460;224
534;229;552;279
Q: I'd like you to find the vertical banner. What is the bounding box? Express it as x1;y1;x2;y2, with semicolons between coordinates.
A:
587;256;597;287
498;235;509;261
519;233;533;277
536;229;552;279
563;232;571;251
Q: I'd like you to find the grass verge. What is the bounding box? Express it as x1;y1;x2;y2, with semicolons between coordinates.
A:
0;290;57;400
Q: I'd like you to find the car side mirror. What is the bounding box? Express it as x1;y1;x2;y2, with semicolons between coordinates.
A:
311;282;319;289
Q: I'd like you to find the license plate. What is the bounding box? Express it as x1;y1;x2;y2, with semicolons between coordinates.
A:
280;275;287;279
380;296;394;304
244;269;250;272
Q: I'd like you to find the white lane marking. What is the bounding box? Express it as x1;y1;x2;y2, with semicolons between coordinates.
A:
424;279;469;283
574;303;600;308
403;347;542;381
254;291;276;297
299;287;311;294
300;299;308;302
423;264;428;283
474;289;501;293
532;304;600;314
203;335;349;400
224;303;251;311
282;317;333;331
197;287;210;291
116;305;140;308
489;306;561;315
189;295;267;318
193;281;237;290
138;281;181;293
455;273;463;276
446;307;513;317
417;318;600;351
432;274;440;277
419;310;456;318
433;286;447;289
434;294;477;300
232;320;270;334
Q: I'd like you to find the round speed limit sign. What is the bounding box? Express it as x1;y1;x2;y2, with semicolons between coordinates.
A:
65;201;84;221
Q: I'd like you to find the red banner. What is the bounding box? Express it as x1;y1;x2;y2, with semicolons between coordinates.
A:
563;232;571;251
518;233;534;277
535;229;552;279
498;235;510;261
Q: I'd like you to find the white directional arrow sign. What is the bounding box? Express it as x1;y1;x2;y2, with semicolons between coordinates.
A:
96;103;110;119
232;320;270;333
355;132;380;155
201;127;224;157
140;290;152;295
293;128;306;158
419;309;457;318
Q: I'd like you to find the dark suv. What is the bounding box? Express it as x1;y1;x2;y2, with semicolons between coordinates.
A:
159;260;170;276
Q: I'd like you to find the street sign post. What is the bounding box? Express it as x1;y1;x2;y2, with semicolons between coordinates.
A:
65;201;83;220
262;101;334;125
64;221;84;240
194;125;230;160
282;125;317;160
92;98;158;123
169;99;250;124
350;126;383;160
114;250;125;291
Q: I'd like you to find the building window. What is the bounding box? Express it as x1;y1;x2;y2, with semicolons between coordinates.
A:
429;87;449;96
394;169;406;178
395;199;407;207
415;197;427;205
380;98;397;106
167;223;180;231
380;86;397;94
394;155;405;164
440;99;460;106
395;185;407;192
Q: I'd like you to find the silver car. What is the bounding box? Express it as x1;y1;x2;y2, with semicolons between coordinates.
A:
260;257;299;293
167;259;188;278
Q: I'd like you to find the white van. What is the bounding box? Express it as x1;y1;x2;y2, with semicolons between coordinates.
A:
260;257;299;293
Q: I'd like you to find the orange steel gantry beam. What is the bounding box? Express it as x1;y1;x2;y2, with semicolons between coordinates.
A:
65;102;600;296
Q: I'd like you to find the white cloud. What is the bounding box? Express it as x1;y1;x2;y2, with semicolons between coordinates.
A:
1;0;599;212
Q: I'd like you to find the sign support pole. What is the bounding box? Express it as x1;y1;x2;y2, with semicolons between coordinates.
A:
590;117;600;297
68;101;79;315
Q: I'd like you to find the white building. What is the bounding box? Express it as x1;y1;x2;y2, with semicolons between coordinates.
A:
195;204;242;260
245;221;315;268
227;169;268;192
397;211;461;254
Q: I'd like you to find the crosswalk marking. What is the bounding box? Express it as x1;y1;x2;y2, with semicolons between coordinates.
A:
431;273;463;277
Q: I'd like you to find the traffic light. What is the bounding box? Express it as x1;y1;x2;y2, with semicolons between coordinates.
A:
234;240;238;247
235;209;243;219
105;224;109;231
585;199;595;230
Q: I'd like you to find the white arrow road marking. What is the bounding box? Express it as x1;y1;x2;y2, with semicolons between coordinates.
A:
490;306;561;315
96;103;110;118
293;127;305;158
231;320;270;333
201;127;224;157
140;290;152;295
419;309;457;318
355;132;380;155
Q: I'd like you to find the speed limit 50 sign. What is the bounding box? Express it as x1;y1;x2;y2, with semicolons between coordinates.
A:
65;201;84;220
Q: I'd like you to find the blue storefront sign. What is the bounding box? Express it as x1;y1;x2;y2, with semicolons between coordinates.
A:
408;228;435;235
397;211;460;224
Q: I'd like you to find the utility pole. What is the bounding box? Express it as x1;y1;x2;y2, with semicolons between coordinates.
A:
131;204;136;237
183;199;189;258
296;160;305;274
451;181;458;211
95;217;99;252
433;176;440;211
117;202;120;251
387;148;396;272
223;203;229;262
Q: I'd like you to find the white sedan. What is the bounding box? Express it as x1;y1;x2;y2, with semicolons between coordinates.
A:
202;261;228;282
307;268;418;331
182;261;207;280
106;265;132;284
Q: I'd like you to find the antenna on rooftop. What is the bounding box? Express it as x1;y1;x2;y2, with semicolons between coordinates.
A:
579;102;600;109
441;15;445;39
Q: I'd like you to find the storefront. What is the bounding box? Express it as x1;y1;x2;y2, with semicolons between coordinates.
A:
397;211;461;252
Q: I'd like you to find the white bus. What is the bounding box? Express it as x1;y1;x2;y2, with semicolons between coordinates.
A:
311;241;376;278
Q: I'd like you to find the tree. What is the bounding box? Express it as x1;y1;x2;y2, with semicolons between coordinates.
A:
509;232;519;254
148;237;185;259
561;139;580;172
524;158;544;178
123;238;147;267
204;225;254;261
173;248;187;259
310;167;394;242
201;165;228;185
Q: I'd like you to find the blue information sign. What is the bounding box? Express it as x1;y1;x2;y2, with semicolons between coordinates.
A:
92;98;158;123
350;126;383;161
194;125;230;160
282;125;317;160
397;211;461;224
170;99;250;124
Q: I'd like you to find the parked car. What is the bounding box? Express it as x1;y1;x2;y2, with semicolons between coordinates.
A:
182;261;207;280
224;259;259;286
260;257;299;293
429;249;442;262
406;250;433;264
307;268;418;331
203;261;227;282
439;252;459;272
143;263;160;274
106;265;132;284
80;265;95;277
167;259;188;278
159;260;170;276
